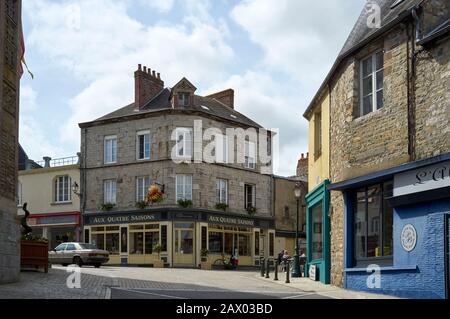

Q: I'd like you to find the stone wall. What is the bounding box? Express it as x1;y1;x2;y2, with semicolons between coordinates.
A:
0;0;21;284
81;113;273;218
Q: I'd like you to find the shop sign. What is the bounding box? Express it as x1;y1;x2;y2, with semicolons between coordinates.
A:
401;224;417;252
394;160;450;197
309;264;318;281
87;213;156;225
208;215;254;227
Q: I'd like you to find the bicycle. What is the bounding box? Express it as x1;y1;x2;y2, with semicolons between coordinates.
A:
212;255;235;270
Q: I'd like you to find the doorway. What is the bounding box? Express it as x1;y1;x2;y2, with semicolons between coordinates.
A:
173;223;195;267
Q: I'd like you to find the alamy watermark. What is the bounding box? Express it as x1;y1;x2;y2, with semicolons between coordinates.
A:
366;1;381;29
66;265;81;289
366;264;381;289
170;120;279;174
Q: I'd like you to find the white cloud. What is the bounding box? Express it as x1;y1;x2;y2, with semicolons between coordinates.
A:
25;0;234;145
138;0;175;13
231;0;364;97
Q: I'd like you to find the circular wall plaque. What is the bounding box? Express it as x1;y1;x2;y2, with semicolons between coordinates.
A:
401;224;417;252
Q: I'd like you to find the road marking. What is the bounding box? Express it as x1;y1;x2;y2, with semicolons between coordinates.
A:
112;287;186;299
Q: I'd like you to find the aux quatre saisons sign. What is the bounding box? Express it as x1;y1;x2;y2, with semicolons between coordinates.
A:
208;215;255;227
87;213;157;225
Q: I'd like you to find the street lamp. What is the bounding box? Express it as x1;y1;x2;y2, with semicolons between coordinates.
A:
292;182;302;277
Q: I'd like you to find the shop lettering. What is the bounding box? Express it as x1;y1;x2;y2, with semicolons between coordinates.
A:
415;165;449;185
208;215;254;227
90;214;155;225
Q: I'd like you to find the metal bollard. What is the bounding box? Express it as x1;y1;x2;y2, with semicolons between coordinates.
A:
265;258;270;278
260;257;265;277
285;260;290;283
274;260;279;281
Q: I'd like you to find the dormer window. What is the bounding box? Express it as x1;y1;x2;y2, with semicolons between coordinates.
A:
178;93;190;107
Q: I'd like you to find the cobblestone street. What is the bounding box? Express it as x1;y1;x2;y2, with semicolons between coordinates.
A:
0;266;395;299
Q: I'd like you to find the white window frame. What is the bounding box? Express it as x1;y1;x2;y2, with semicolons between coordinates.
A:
104;135;117;164
178;92;190;107
244;140;256;169
216;179;228;204
136;130;151;160
359;50;384;116
175;127;193;159
136;176;151;202
215;134;228;164
176;174;192;201
244;184;256;209
55;175;71;203
103;179;117;204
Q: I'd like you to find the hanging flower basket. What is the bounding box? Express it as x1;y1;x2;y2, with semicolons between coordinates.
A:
146;184;165;205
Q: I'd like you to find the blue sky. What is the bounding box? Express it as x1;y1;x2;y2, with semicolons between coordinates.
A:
19;0;365;176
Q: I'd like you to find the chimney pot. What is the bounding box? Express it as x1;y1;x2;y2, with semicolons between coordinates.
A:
43;156;52;168
138;64;142;71
152;70;156;77
143;66;147;73
157;72;160;79
147;68;151;74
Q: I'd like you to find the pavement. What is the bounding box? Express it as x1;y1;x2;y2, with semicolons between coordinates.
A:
0;265;397;299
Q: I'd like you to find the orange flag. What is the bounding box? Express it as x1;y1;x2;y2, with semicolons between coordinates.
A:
18;20;33;79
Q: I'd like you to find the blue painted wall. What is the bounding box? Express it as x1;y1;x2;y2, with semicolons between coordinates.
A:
345;198;450;299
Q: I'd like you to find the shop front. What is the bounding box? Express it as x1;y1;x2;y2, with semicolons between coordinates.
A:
329;153;450;299
28;212;81;249
83;209;275;268
305;180;330;284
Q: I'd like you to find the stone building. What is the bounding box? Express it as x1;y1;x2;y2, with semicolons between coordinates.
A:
304;0;449;298
0;0;22;284
79;65;276;268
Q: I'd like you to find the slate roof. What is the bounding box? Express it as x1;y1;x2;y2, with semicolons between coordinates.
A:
91;88;262;128
303;0;422;119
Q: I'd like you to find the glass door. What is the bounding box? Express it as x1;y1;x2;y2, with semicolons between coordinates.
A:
173;223;195;266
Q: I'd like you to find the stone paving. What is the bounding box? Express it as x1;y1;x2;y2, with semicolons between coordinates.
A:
0;265;397;299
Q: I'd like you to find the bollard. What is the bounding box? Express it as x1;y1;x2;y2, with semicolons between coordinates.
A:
260;257;265;277
285;260;290;283
274;260;279;281
265;258;270;278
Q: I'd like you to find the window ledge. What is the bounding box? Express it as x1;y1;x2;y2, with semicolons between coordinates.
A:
51;202;73;206
345;265;417;273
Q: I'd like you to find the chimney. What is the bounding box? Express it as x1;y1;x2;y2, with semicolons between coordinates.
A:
134;64;164;109
296;153;308;179
43;156;52;168
206;89;234;109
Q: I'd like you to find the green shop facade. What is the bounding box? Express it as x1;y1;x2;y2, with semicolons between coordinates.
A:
305;180;330;284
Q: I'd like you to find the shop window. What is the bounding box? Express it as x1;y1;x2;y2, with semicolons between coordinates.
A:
54;175;71;203
201;226;207;250
130;232;144;254
208;231;224;253
92;233;105;250
269;232;274;256
121;227;128;253
106;233;119;255
144;232;159;254
254;231;260;256
353;181;393;266
311;203;323;261
238;234;251;256
84;229;90;244
161;225;167;252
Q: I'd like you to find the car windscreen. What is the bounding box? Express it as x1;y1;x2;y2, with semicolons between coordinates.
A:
78;243;98;250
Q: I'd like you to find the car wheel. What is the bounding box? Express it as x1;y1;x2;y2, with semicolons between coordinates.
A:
94;263;101;268
73;256;83;267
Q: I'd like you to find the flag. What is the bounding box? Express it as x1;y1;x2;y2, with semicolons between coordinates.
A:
18;20;34;79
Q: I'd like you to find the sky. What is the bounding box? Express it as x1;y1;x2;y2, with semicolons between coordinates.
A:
20;0;366;176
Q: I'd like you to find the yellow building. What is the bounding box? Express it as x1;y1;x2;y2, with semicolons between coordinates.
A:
303;89;331;284
18;156;81;249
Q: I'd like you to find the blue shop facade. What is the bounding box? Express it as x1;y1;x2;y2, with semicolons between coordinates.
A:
329;153;450;299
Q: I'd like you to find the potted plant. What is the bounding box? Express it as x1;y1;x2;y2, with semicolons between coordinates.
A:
146;184;165;205
100;202;115;211
246;206;257;216
20;203;49;273
152;243;164;268
215;203;229;212
135;200;148;210
177;199;193;208
200;248;211;270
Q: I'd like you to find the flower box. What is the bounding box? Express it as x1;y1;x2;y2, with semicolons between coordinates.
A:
21;240;49;273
